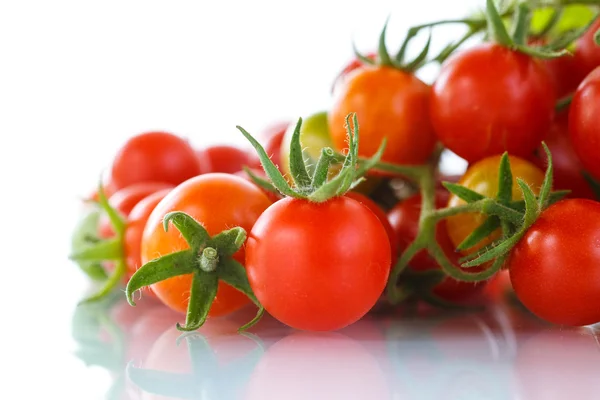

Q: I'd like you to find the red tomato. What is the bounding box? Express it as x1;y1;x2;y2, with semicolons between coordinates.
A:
387;193;488;302
110;131;201;190
244;332;390;400
574;19;600;80
246;196;391;331
509;199;600;326
345;192;398;263
431;43;556;163
98;182;174;239
569;66;600;180
331;52;377;93
141;173;272;317
532;111;596;199
528;37;582;98
329;66;437;166
246;121;289;170
196;145;251;174
233;168;281;203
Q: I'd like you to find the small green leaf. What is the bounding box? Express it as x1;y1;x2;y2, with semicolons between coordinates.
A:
177;270;219;332
311;147;335;188
406;29;432;71
496;152;513;204
237;125;299;198
538;142;554;209
210;227;247;257
242;167;281;197
442;182;485;203
71;209;109;281
545;14;600;51
547;190;570;205
431;241;501;282
288;118;312;189
97;183;126;237
515;44;569;59
352;41;377;65
511;2;531;46
555;94;573;112
486;0;514;47
79;263;109;281
163;211;210;250
218;259;264;331
70;238;123;262
126;250;196;306
518;179;540;227
79;259;127;305
378;16;394;67
395;27;419;63
582;171;600;200
308;168;353;202
595;28;600;45
357;139;387;178
457;216;501;251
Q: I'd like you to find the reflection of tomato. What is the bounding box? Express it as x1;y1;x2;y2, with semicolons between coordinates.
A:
345;192;398;263
110;131;201;190
569;66;600;180
532;111;596;199
431;43;555;163
515;329;600;400
330;66;436;166
244;332;390;400
141;174;272;317
446;155;545;255
197;145;251;174
509;199;600;326
388;193;488;303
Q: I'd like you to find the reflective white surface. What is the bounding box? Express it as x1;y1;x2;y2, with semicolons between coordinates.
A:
67;290;600;400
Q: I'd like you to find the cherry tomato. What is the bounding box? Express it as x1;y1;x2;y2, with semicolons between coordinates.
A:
574;19;600;80
431;43;556;163
98;182;174;239
196;145;251;174
532;111;596;199
110;131;201;190
388;193;487;302
331;52;377;93
87;172;118;203
446;155;545;255
247;121;289;170
141;173;272;317
233;168;281;203
345;192;398;263
569;66;600;181
329;66;436;166
246;196;391;331
509;198;600;326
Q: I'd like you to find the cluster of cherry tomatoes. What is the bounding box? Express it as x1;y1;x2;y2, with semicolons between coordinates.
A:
72;0;600;333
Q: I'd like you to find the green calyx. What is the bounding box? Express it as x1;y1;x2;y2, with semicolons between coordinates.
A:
69;183;128;304
237;112;385;203
382;143;567;305
125;211;263;332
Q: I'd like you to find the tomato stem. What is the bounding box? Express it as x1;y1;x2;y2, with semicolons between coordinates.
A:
199;247;219;273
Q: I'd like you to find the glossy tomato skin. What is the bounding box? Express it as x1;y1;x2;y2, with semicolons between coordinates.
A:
574;19;600;80
331;52;377;93
197;145;251;174
345;192;398;263
509;199;600;326
431;43;556;163
124;188;172;281
245;197;391;331
569;66;600;180
141;173;272;317
446;155;545;255
98;182;175;239
329;66;436;166
532;111;596;199
388;193;487;302
110;131;201;190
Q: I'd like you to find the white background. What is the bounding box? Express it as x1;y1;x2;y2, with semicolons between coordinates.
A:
0;1;478;398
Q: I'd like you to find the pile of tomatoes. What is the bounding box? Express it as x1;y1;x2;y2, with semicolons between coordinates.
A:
72;0;600;333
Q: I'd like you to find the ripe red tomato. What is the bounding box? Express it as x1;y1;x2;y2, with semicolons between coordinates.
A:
574;19;600;80
246;121;289;170
387;193;487;303
569;66;600;180
245;196;391;331
329;66;437;166
532;111;596;199
98;182;174;239
509;199;600;326
431;43;556;163
345;192;398;263
331;52;377;93
110;131;201;190
196;145;251;174
141;173;272;317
